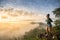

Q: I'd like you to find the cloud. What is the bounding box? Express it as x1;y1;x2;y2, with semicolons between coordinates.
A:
0;0;60;14
0;7;46;22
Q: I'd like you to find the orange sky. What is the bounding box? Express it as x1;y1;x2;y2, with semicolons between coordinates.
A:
0;7;45;37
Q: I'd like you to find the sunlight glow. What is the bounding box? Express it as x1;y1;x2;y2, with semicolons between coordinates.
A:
0;7;46;23
0;7;46;37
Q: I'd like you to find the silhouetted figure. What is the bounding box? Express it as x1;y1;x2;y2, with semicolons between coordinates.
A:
46;14;53;33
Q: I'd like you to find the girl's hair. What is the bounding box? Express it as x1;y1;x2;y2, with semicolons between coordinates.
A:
47;14;50;17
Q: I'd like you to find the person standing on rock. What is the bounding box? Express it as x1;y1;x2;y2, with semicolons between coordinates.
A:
46;14;53;33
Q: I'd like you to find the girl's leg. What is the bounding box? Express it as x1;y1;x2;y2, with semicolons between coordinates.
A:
48;24;52;33
48;27;51;33
49;24;53;33
46;26;49;33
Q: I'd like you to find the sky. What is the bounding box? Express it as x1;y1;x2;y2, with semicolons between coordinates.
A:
0;0;60;36
0;0;60;15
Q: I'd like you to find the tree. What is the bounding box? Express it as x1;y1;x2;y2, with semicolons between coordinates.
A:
53;8;60;17
53;8;60;26
53;8;60;40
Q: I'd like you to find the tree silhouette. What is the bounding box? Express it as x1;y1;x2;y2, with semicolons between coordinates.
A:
53;8;60;17
53;8;60;40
